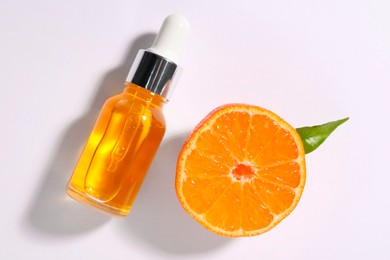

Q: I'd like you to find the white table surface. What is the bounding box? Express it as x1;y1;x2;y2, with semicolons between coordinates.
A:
1;0;389;259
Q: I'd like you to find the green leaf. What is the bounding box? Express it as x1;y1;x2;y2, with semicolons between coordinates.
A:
296;117;349;154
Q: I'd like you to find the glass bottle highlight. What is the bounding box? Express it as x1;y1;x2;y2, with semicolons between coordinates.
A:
66;14;189;216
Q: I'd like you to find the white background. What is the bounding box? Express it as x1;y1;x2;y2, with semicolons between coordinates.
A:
1;0;389;259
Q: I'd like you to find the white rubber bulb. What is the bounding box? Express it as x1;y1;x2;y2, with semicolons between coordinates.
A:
148;14;190;64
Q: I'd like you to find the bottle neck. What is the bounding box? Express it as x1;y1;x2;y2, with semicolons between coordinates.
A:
123;82;166;109
126;50;181;101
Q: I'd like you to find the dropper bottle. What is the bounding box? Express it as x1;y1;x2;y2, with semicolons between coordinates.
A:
66;14;189;216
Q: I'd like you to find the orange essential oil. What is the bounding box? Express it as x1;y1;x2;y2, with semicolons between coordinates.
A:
66;14;189;216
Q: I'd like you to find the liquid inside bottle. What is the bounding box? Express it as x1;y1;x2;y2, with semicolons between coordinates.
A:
66;83;166;216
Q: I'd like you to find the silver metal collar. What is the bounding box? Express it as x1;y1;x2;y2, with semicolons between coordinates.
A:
126;50;181;100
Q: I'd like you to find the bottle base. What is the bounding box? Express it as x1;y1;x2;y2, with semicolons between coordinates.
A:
66;184;130;217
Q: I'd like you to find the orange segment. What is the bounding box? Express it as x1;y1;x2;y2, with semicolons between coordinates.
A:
176;104;306;237
181;176;231;215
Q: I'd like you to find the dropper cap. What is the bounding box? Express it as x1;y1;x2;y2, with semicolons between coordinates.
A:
126;14;189;100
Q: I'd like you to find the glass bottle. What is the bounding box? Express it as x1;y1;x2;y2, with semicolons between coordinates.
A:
66;14;189;216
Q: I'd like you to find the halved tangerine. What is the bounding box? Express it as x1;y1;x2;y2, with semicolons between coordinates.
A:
175;104;306;237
